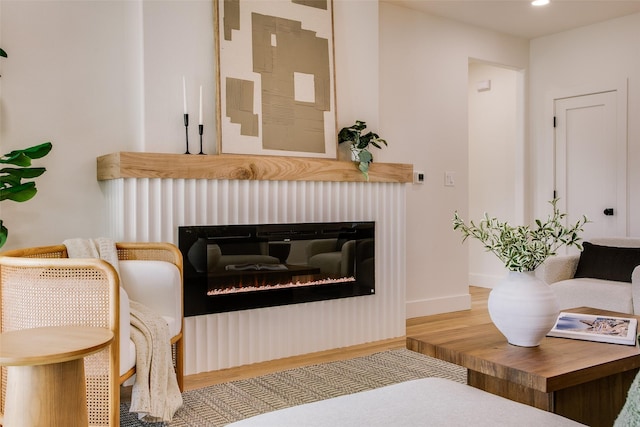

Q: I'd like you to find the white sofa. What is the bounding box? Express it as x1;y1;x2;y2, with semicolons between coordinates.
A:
227;378;584;426
537;237;640;314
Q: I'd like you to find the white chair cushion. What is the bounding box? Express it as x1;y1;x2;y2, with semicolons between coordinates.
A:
117;260;182;377
227;378;584;426
162;315;180;339
122;340;137;377
118;260;182;337
551;277;633;314
119;286;135;376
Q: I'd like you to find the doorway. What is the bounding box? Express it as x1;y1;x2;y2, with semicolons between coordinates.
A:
467;60;525;287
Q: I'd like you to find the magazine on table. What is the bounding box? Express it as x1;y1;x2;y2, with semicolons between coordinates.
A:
547;312;638;346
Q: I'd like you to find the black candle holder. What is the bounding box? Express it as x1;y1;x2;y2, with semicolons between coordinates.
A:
183;113;190;154
198;124;204;155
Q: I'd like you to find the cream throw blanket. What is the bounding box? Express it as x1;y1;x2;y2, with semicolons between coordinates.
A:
63;238;182;423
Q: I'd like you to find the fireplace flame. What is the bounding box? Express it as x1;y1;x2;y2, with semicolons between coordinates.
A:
207;276;356;296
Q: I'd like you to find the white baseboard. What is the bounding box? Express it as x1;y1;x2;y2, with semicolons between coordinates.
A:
405;293;471;319
469;273;503;289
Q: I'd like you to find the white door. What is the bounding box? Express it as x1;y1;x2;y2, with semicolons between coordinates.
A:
554;90;627;242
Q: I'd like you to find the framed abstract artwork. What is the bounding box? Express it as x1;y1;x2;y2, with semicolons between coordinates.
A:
215;0;337;158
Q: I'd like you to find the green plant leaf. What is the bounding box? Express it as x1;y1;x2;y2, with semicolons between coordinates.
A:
22;142;52;159
0;167;47;179
0;142;52;165
338;128;357;144
0;152;31;166
0;182;37;202
353;120;367;131
1;173;22;187
358;150;373;163
358;161;370;181
0;142;52;247
452;198;589;272
0;220;7;248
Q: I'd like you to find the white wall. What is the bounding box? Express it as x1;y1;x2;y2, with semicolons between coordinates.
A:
0;0;379;249
378;3;529;317
141;0;216;154
529;13;640;237
333;0;379;152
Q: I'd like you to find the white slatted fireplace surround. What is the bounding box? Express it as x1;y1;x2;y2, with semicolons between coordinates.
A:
98;153;410;375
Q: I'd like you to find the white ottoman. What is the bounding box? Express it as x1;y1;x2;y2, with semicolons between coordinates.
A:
227;378;585;426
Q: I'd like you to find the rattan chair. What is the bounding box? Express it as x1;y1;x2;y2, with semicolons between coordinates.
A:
0;242;184;427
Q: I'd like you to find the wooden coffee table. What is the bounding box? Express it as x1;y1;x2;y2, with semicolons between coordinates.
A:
407;307;640;427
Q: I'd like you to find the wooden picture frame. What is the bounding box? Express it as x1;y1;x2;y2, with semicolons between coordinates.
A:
215;0;337;158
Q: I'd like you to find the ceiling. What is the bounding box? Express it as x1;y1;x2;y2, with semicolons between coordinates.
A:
383;0;640;39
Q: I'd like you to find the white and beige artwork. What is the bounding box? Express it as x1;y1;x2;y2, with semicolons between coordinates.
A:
216;0;337;158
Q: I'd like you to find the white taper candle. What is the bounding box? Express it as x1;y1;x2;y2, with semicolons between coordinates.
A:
183;76;187;114
199;85;203;125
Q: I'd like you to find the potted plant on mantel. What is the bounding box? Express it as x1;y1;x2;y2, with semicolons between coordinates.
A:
338;120;387;180
453;198;589;347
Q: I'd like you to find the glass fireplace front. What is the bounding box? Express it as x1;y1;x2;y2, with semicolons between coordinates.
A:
179;221;375;316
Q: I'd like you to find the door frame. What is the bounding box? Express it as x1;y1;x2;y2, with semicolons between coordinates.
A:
542;78;628;236
467;60;526;287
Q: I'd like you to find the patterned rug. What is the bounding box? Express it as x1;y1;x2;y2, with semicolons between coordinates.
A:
120;348;467;426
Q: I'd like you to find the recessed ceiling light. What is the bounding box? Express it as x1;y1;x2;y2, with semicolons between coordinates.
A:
531;0;550;5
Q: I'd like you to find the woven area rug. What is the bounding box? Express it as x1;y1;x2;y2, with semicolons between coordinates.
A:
120;348;466;427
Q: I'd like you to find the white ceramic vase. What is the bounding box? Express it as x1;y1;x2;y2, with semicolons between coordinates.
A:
488;271;560;347
350;147;361;162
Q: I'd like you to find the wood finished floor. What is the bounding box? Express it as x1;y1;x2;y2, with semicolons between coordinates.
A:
183;286;491;391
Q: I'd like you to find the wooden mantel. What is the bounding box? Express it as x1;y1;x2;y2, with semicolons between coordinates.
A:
97;152;413;183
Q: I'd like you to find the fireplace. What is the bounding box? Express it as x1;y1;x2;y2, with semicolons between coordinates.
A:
179;221;375;316
98;153;410;372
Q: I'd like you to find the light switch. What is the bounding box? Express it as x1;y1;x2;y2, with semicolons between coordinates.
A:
444;172;456;187
413;171;425;184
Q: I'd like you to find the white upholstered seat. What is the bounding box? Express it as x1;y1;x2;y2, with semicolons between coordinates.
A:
118;260;182;376
227;378;585;427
